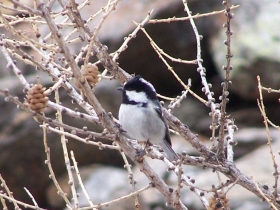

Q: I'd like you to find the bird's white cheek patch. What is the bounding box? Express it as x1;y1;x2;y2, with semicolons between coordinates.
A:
126;90;148;103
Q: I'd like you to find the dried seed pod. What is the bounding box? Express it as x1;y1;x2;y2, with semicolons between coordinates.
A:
76;63;99;89
25;84;48;113
207;190;229;210
83;63;99;87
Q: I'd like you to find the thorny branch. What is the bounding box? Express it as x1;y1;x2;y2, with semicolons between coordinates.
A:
0;0;279;210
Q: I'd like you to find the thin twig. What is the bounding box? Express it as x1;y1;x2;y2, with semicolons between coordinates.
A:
217;0;234;157
70;151;96;209
0;9;53;50
181;0;222;158
225;176;240;194
174;158;183;207
0;2;31;14
257;76;279;203
1;40;99;123
138;25;207;105
261;86;280;94
24;187;39;208
120;151;140;209
44;75;66;95
79;185;151;210
102;9;153;77
0;174;20;209
168;79;191;112
181;0;218;112
0;192;46;210
112;10;153;62
1;45;30;89
8;0;42;15
251;176;278;210
42;121;72;208
148;5;239;23
135;22;196;66
158;155;209;207
0;90;102;137
41;124;120;150
84;0;121;66
0;194;7;210
225;119;236;162
55;90;79;208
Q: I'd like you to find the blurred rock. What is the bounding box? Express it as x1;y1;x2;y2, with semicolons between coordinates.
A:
80;0;176;42
211;0;280;100
39;0;222;97
172;97;209;134
47;165;140;210
183;128;280;209
233;127;279;158
131;128;279;209
117;0;222;97
234;201;267;210
95;79;122;118
0;79;124;209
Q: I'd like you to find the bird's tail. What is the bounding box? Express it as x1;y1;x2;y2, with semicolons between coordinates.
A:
159;140;179;161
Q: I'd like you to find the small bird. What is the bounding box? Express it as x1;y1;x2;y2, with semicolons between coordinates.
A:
118;75;178;161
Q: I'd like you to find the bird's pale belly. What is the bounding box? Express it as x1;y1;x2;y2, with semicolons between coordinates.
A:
119;104;165;143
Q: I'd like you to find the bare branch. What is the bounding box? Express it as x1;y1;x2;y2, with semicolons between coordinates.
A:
24;187;39;208
70;151;96;209
79;185;151;210
217;0;234;157
257;76;279;203
251;176;278;210
0;174;21;209
42;122;72;208
149;5;239;24
54;90;79;208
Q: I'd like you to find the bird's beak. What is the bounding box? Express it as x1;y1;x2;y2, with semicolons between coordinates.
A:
117;87;124;92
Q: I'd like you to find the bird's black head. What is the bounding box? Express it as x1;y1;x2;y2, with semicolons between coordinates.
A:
123;75;157;100
118;75;158;105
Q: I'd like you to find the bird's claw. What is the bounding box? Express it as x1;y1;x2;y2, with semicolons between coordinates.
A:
135;149;146;162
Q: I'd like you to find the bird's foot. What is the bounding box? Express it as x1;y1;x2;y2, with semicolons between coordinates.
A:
135;149;146;162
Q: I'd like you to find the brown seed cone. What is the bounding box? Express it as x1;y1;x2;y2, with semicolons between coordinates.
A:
76;63;99;89
25;84;48;113
206;190;229;210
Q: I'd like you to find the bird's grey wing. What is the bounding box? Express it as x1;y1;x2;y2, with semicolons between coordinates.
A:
159;140;179;161
153;100;172;146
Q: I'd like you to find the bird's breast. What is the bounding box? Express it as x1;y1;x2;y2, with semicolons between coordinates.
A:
119;104;165;143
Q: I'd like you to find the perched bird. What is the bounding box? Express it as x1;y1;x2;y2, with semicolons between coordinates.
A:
118;75;178;161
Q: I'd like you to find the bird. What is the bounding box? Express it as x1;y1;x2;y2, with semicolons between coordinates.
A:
118;75;179;161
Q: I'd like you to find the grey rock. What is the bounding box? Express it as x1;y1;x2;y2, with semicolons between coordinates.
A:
232;127;279;158
132;128;280;209
95;79;122;118
74;165;136;209
47;165;139;210
234;201;268;210
172;98;209;134
188;128;280;209
211;0;280;100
